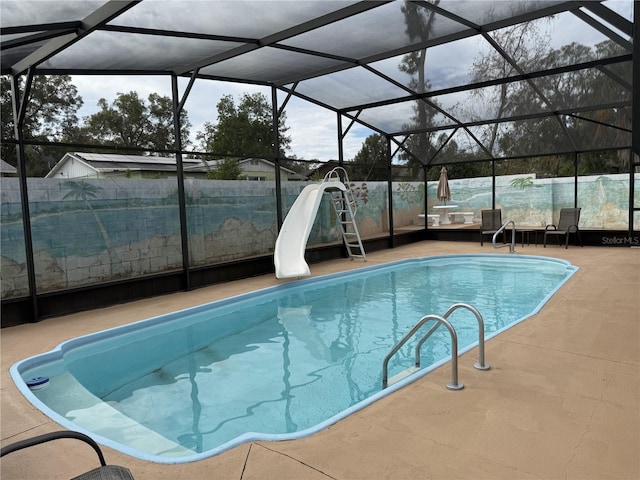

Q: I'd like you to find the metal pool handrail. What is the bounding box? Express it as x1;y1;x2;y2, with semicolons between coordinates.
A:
382;314;462;391
382;303;491;390
440;303;491;371
493;220;516;253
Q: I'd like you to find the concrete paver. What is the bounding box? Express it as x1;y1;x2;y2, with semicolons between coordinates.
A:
2;242;638;479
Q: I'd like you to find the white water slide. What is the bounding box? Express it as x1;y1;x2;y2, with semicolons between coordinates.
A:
274;180;347;279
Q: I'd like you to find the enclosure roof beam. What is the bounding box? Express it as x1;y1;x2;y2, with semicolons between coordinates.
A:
572;9;632;51
174;1;390;76
389;100;631;137
579;1;633;37
10;0;140;76
340;54;631;113
1;27;77;51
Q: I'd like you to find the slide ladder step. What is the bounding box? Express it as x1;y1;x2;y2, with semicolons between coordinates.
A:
330;189;366;263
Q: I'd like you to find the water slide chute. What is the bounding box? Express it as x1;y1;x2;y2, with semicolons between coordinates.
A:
274;181;346;279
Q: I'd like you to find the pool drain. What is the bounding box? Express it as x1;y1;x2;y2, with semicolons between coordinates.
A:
178;436;201;453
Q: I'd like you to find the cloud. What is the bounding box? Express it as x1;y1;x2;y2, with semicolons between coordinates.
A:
284;97;370;161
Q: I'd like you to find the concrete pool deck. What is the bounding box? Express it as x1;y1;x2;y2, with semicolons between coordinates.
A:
1;241;639;479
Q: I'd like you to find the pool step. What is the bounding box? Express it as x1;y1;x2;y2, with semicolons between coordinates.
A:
387;366;420;386
31;372;195;458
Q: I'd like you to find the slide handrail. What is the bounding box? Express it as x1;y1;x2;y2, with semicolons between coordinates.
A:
324;166;358;216
323;166;350;184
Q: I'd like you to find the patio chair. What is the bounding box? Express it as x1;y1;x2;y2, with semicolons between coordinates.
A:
480;209;502;246
1;430;134;479
544;208;583;249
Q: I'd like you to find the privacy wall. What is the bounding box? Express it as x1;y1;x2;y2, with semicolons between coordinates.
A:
1;173;635;300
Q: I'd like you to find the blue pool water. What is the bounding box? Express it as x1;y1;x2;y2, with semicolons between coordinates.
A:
12;254;577;463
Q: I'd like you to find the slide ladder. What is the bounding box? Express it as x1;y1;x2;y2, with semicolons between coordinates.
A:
324;167;366;262
329;188;366;262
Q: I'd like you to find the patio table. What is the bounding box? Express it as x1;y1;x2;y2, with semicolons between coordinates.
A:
433;205;458;225
517;226;543;247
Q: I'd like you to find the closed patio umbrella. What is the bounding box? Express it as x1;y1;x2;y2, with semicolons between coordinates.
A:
437;167;451;204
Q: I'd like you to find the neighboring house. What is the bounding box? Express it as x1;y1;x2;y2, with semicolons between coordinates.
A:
238;158;296;181
45;152;199;179
239;158;300;181
45;152;298;180
0;159;17;176
190;157;299;181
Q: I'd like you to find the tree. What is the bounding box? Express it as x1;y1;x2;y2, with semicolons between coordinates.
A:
84;91;191;153
203;158;242;180
1;74;84;176
425;134;491;180
348;134;388;181
280;156;310;174
462;19;629;176
397;1;441;174
196;92;291;158
568;40;631;172
493;38;630;175
465;20;552;158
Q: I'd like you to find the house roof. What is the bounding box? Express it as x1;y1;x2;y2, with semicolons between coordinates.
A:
238;158;296;175
1;1;633;164
45;152;296;177
185;157;297;175
45;152;202;177
0;159;17;175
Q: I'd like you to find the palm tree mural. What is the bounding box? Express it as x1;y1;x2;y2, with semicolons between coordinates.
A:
61;180;122;276
510;176;535;190
510;176;544;224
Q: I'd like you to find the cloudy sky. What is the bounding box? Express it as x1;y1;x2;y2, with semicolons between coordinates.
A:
72;74;374;162
68;0;632;162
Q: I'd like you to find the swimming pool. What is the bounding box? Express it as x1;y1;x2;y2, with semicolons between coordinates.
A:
12;254;577;463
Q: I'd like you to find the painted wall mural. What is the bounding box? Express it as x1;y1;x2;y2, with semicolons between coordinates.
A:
1;173;636;299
